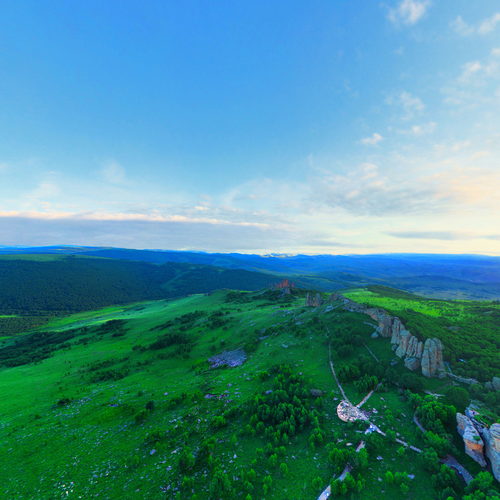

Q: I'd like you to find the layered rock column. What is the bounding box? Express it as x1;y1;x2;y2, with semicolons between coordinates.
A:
421;338;445;378
457;413;487;467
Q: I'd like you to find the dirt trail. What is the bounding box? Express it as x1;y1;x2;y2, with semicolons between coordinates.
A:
356;383;381;408
363;343;379;362
317;441;366;500
328;343;350;403
412;413;472;484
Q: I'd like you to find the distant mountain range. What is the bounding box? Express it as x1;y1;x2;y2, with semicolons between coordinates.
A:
0;246;499;300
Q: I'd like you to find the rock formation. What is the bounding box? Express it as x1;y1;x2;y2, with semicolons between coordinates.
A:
493;377;500;392
275;279;294;295
306;292;323;307
421;338;445;378
456;413;487;467
483;423;500;481
331;292;445;378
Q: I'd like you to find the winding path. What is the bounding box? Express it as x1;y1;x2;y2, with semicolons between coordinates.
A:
413;413;473;484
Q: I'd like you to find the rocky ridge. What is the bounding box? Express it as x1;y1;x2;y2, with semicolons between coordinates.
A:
331;293;445;378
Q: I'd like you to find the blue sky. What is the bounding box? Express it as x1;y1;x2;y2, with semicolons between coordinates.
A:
0;0;499;254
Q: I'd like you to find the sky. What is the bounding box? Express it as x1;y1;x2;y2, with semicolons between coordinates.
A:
0;0;499;254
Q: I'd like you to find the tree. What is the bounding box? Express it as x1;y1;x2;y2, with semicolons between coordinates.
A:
465;471;495;496
178;447;195;473
209;469;233;498
385;471;394;484
424;431;451;457
445;386;470;412
421;447;440;473
312;476;323;492
279;462;289;476
354;448;369;469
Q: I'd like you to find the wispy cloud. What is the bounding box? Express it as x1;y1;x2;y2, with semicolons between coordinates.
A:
0;210;270;228
386;91;425;120
388;231;483;240
401;121;436;136
310;162;447;216
443;49;500;107
452;12;500;36
387;231;471;240
101;160;126;184
361;133;384;145
388;0;430;26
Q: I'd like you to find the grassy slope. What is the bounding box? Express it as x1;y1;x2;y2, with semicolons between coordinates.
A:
0;289;482;499
0;255;277;336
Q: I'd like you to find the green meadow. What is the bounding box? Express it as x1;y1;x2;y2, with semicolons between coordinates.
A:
0;289;496;499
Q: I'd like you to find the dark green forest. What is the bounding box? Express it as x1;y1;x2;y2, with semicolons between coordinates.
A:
0;256;275;334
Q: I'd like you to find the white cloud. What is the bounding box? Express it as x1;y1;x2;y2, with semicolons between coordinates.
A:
387;91;425;120
478;12;500;35
101;160;126;184
361;133;384;145
452;12;500;36
458;61;483;82
388;0;430;26
451;16;474;36
443;49;500;107
412;122;436;135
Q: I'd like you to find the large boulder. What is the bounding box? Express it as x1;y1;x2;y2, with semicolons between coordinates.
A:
483;423;500;481
457;413;487;467
421;338;445;378
404;357;420;371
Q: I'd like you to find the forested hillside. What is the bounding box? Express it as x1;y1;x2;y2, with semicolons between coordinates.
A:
1;247;499;299
0;256;275;335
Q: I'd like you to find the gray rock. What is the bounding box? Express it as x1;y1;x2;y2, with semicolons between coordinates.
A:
404;357;420;371
483;423;500;481
492;377;500;392
456;413;487;467
421;338;445;378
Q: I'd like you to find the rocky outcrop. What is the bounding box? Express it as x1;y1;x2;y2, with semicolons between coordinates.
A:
421;338;445;378
493;377;500;392
483;423;500;481
306;292;323;307
365;308;395;337
331;293;445;378
457;413;487;467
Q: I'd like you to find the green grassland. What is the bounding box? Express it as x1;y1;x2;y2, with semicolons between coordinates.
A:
0;255;279;336
0;288;497;499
